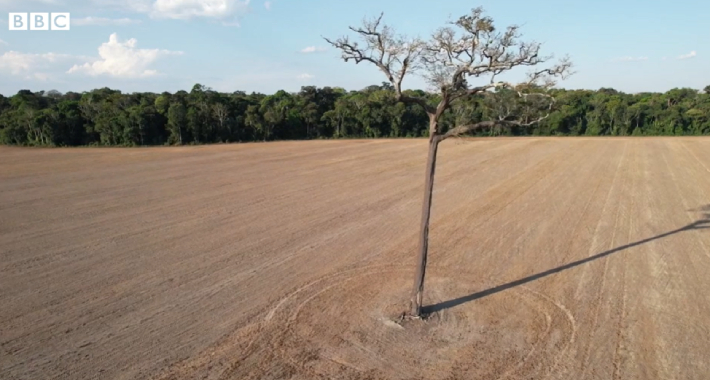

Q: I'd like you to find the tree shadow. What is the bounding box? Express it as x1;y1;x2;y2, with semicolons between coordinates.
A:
423;207;710;315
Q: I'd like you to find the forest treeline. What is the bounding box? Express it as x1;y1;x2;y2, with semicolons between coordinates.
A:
1;83;709;147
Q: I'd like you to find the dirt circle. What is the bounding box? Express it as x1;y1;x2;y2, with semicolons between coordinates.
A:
249;264;576;379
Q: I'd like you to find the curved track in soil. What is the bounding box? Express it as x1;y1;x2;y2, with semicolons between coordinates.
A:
2;137;710;379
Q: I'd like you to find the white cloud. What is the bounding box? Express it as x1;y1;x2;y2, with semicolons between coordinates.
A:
300;46;327;54
33;72;50;81
67;33;182;78
148;0;250;20
0;51;75;75
611;56;648;62
678;51;697;60
74;17;142;26
297;73;313;80
0;39;7;46
82;0;252;25
88;0;152;12
264;1;271;10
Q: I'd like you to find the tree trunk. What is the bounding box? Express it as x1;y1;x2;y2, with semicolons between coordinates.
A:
410;131;441;316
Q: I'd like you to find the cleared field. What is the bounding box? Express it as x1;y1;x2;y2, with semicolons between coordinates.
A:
2;137;710;379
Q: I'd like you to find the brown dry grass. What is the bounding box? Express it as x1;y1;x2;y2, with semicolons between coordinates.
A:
2;137;710;379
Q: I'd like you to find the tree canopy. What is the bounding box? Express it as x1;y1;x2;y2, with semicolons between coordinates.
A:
1;84;709;147
324;8;573;141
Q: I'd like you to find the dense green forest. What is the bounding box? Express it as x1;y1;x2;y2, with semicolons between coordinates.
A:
1;83;709;147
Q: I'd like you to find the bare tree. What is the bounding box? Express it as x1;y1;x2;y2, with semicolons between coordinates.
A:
325;7;573;317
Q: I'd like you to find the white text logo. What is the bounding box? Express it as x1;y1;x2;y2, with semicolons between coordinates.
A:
8;13;70;31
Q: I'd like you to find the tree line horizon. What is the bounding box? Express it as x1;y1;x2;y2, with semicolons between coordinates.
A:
1;83;709;147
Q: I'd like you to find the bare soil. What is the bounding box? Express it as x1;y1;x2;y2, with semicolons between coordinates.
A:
2;137;710;380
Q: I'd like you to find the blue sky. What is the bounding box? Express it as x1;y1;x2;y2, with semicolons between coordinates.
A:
0;0;707;96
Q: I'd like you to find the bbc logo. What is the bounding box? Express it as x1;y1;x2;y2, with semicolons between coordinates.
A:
8;13;71;31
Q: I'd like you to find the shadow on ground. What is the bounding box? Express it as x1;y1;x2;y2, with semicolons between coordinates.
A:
423;206;710;315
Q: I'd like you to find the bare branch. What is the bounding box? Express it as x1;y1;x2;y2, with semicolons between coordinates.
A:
421;7;573;103
522;55;575;89
323;14;434;114
325;7;573;128
441;112;551;141
442;90;556;140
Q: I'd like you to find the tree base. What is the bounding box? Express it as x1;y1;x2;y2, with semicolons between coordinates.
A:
396;310;433;324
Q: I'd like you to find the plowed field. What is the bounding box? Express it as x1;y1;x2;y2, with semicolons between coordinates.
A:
2;137;710;379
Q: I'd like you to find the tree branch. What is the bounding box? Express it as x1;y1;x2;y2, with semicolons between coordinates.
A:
421;7;573;103
441;112;552;141
443;91;555;140
323;14;435;114
325;8;573;129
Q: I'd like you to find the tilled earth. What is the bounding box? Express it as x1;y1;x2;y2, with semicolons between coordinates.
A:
1;137;710;379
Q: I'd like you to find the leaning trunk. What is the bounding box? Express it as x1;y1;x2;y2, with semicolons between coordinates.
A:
410;132;441;316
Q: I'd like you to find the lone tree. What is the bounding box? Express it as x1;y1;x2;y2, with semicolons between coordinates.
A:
325;7;573;317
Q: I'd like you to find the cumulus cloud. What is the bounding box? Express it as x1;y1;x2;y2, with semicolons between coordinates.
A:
611;56;648;62
678;51;697;60
67;33;182;78
74;17;142;26
300;46;327;54
80;0;252;25
152;0;246;19
0;51;75;75
142;0;251;20
264;1;271;10
297;73;313;80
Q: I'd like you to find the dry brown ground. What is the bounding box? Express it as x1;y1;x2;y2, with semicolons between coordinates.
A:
2;137;710;380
